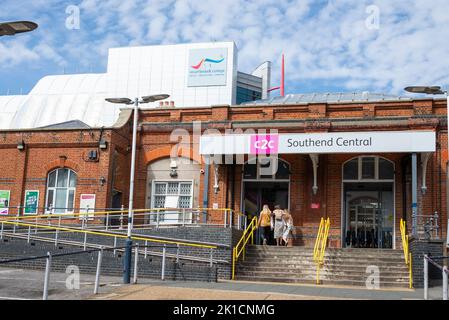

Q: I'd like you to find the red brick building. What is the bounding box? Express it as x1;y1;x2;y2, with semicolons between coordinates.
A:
0;93;447;250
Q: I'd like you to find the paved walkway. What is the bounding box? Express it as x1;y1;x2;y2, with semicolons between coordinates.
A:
94;279;445;300
0;267;445;300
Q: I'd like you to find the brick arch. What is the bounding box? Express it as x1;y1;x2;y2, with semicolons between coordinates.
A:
143;145;202;165
44;159;80;174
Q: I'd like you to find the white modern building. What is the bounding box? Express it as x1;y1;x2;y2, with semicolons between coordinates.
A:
0;41;271;130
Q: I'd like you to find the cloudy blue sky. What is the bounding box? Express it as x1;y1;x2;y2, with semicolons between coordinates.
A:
0;0;448;97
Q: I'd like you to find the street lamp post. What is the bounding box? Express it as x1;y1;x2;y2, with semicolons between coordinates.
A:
0;21;38;37
404;86;448;237
105;94;169;284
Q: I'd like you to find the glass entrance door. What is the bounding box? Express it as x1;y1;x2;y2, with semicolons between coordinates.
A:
343;185;394;249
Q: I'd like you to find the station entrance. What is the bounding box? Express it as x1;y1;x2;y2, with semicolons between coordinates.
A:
342;156;395;249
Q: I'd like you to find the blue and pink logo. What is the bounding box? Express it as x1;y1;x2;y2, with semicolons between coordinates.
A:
191;57;225;70
250;134;279;155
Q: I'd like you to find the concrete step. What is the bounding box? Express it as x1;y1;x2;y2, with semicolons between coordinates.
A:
236;264;409;274
235;275;410;288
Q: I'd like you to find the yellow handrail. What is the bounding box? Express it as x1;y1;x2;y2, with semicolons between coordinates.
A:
232;216;258;280
4;207;235;221
313;217;330;285
400;218;413;289
0;219;217;249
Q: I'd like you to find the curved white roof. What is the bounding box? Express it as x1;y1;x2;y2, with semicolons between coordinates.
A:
0;73;122;130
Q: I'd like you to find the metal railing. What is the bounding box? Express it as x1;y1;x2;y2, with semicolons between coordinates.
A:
313;217;330;285
0;244;184;300
412;212;439;240
232;216;258;280
1;207;243;230
423;255;448;300
400;218;413;289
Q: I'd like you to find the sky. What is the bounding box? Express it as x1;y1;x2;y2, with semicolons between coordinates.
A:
0;0;448;97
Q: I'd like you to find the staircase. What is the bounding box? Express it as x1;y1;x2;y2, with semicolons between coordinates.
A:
236;246;410;288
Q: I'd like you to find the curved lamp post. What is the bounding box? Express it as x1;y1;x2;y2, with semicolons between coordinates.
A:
105;94;170;284
404;86;448;237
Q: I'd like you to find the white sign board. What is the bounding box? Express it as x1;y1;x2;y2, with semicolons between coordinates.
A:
187;48;228;87
199;131;436;155
80;194;96;219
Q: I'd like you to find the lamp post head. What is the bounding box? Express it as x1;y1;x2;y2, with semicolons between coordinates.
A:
404;86;446;95
0;21;38;36
141;94;170;103
105;98;134;105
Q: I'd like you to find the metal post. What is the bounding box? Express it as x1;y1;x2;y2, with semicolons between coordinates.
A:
83;232;87;251
94;247;103;294
27;226;31;243
156;210;160;229
209;248;213;268
124;98;139;285
144;240;148;259
105;213;109;231
58;215;62;228
224;210;227;228
43;252;52;300
176;244;180;264
0;221;3;239
120;205;124;230
424;256;428;300
412;153;418;236
443;266;448;301
161;244;166;280
182;209;186;227
35;215;38;234
229;210;233;229
133;244;139;284
54;229;59;246
113;237;117;256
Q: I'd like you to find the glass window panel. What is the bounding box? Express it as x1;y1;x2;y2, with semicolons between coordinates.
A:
361;158;375;180
55;189;67;213
154;196;166;208
167;182;179;195
67;190;75;211
69;171;77;187
48;171;57;188
57;169;69;187
276;161;290;180
180;183;192;195
243;164;257;179
179;196;191;208
260;159;276;179
379;158;394;180
46;189;54;209
343;159;359;180
154;183;166;195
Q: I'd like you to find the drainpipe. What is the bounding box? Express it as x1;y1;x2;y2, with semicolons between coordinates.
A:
202;162;210;224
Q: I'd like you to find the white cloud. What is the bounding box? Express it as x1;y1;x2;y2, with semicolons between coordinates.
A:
1;0;449;95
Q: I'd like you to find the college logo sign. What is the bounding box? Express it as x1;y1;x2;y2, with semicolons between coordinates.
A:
187;48;227;87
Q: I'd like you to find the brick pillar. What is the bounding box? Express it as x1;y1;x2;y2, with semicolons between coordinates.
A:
410;239;444;288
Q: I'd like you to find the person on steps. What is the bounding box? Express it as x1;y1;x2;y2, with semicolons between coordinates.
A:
272;205;285;246
258;204;272;246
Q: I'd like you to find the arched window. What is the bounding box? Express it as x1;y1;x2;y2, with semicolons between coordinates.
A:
45;168;77;213
243;158;291;180
343;156;394;181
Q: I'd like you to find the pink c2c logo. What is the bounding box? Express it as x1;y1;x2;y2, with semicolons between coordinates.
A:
250;134;279;155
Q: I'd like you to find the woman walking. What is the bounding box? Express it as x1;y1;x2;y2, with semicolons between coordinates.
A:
272;205;285;246
258;205;272;246
282;209;294;247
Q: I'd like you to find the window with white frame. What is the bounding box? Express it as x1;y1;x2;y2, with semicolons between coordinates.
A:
343;156;394;182
46;168;77;213
151;181;193;209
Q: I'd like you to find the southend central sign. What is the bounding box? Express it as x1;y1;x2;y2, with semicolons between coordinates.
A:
199;131;436;155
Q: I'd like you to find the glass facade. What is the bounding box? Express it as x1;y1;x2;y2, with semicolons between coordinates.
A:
236;86;262;104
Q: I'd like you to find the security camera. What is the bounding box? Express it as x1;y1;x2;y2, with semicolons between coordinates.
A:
200;169;205;174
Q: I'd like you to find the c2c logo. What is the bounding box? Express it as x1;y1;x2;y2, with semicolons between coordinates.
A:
250;135;279;155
